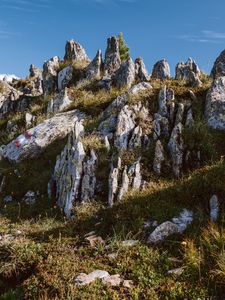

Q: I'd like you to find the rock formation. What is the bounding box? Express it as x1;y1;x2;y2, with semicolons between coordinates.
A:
85;50;103;81
112;58;135;88
43;56;60;94
104;36;121;77
151;59;170;80
175;58;202;87
135;57;150;82
64;39;89;62
211;49;225;78
205;76;225;130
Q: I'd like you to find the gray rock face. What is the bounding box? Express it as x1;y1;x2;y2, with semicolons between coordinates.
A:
52;122;98;217
185;108;194;126
153;113;169;140
0;81;24;118
205;76;225;130
43;56;60;94
64;39;89;62
117;166;129;202
148;221;180;243
58;65;73;91
104;36;121;77
2;110;85;162
81;150;98;202
158;86;174;117
175;103;185;125
113;58;135;89
114;102;149;150
175;58;202;87
54;122;86;217
153;140;165;175
47;88;72;114
108;157;143;206
168;123;184;177
152;59;170;80
98;82;152;137
209;195;219;222
135;57;150;82
211;49;225;78
85;50;102;81
108;157;121;207
29;64;43;79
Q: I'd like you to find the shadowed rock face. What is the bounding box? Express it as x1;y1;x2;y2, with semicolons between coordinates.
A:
104;36;121;77
112;58;135;89
1;110;85;162
64;39;89;62
135;57;150;82
151;59;170;80
85;50;103;81
211;49;225;79
205;76;225;130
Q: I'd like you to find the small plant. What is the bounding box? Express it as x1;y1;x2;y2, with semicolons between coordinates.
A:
117;32;130;62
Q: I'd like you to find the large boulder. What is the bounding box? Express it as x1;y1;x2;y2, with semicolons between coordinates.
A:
64;39;89;62
151;59;170;80
104;36;121;77
205;76;225;130
175;58;202;87
112;58;135;89
2;110;85;162
211;49;225;79
43;56;60;94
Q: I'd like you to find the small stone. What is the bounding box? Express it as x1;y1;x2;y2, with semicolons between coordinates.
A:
74;270;110;286
3;195;13;203
25;112;35;127
123;280;134;289
122;240;139;247
23;191;36;205
102;274;122;287
167;267;184;275
85;235;105;248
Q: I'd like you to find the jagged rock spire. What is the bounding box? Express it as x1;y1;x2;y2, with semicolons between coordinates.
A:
104;36;121;77
64;39;89;62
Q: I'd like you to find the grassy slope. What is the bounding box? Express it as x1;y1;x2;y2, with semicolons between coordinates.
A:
0;77;224;299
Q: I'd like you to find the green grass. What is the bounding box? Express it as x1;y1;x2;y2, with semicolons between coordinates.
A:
0;76;225;299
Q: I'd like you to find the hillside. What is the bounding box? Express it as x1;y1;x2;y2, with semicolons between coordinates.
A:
0;37;224;300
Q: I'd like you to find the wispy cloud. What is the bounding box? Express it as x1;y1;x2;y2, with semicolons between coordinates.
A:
70;0;136;6
0;0;53;13
177;30;225;44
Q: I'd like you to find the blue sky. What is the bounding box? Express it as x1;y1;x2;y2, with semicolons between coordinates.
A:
0;0;225;77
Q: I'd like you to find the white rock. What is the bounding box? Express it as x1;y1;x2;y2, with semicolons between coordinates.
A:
74;270;110;286
148;221;180;243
